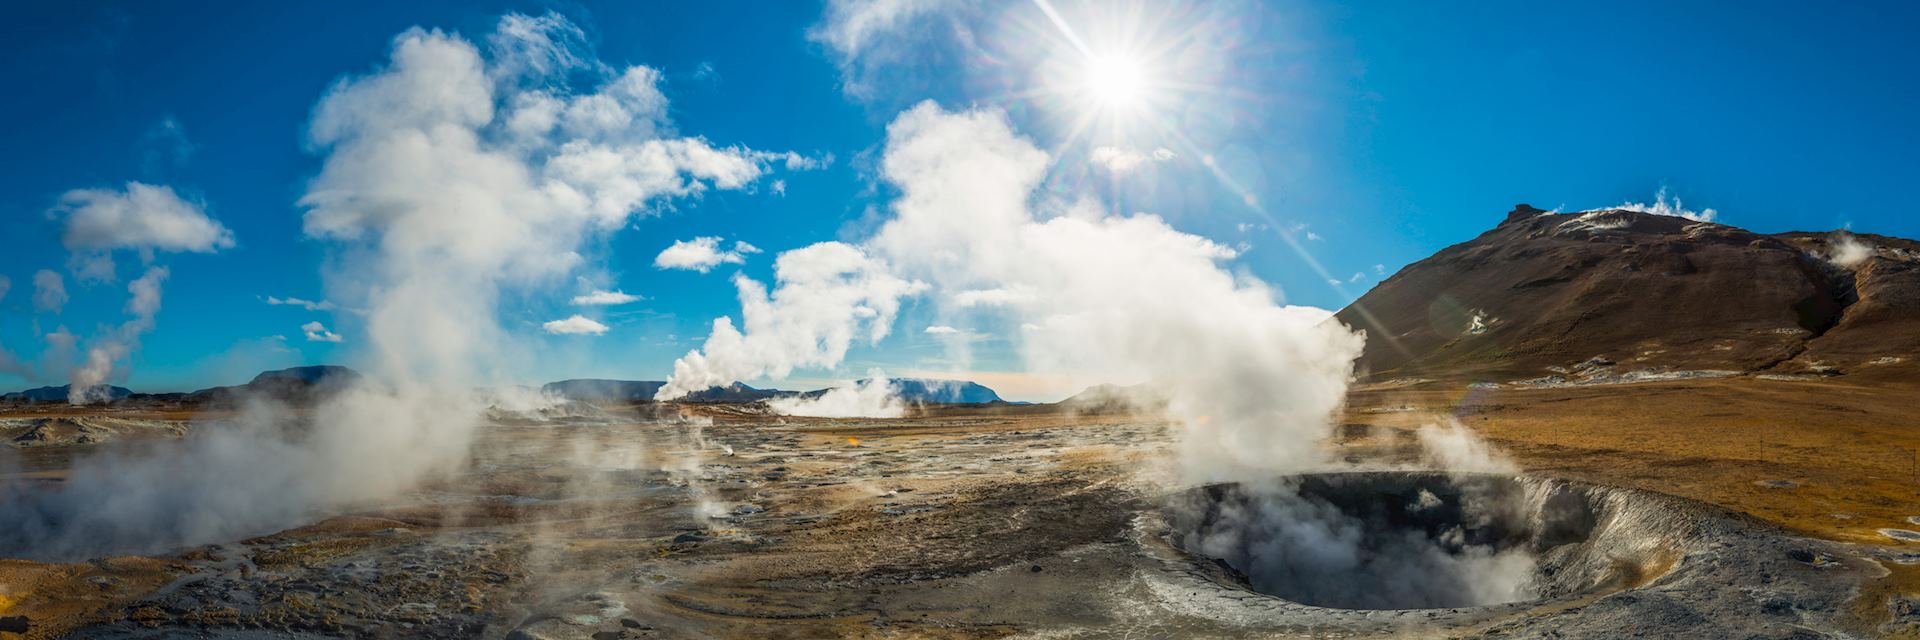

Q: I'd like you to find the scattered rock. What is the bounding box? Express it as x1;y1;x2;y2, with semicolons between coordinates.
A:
1786;549;1841;568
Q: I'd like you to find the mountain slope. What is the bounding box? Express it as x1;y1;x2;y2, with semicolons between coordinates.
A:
0;385;133;404
540;379;783;403
1336;205;1920;381
189;365;363;404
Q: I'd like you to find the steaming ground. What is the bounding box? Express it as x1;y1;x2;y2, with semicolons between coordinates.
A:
2;376;1918;638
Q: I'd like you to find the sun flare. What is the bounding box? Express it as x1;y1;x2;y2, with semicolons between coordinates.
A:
1085;53;1148;109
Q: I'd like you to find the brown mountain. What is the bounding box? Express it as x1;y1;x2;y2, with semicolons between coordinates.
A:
1335;205;1920;383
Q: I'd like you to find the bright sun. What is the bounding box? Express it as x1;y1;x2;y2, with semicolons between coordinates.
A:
1084;54;1148;109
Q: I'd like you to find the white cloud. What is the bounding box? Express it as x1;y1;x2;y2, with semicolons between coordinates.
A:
1348;272;1366;283
543;314;609;335
301;320;344;342
1089;145;1175;173
1615;187;1717;222
1306;231;1323;242
32;270;67;313
266;296;336;311
654;236;759;272
570;289;643;305
1374;263;1387;276
923;325;961;335
51;182;234;256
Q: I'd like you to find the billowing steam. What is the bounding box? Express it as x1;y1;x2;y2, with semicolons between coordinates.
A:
666;102;1363;482
1414;417;1517;474
67;267;171;404
0;12;793;559
43;181;230;404
765;371;906;418
657;242;925;399
1823;231;1876;268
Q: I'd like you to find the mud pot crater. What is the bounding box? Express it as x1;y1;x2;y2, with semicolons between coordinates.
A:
1165;472;1685;610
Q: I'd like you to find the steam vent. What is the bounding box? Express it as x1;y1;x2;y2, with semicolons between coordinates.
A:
1133;472;1889;635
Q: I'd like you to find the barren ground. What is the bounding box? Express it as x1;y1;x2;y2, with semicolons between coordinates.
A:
0;377;1917;638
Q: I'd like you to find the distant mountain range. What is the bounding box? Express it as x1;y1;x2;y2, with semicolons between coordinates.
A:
541;377;1006;404
0;385;132;404
538;379;782;403
5;369;1007;406
791;378;1003;404
1334;205;1920;382
188;365;363;404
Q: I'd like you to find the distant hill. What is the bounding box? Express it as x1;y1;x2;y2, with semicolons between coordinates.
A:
541;379;665;401
1057;383;1167;413
1335;205;1920;382
0;385;132;404
541;379;783;403
890;378;1002;404
800;378;1004;404
542;377;1003;404
680;382;782;403
190;365;363;404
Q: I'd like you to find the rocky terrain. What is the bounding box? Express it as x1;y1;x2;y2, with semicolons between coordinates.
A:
1337;205;1920;383
0;392;1912;639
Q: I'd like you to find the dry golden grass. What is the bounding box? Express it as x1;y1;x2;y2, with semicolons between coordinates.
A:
1346;376;1920;544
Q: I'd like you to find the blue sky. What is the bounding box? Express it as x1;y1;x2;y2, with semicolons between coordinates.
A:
2;0;1917;400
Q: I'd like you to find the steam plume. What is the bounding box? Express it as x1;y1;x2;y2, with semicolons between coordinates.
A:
0;12;790;559
766;371;907;418
665;102;1364;482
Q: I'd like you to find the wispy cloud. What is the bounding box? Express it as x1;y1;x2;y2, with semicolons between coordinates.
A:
808;0;968;99
570;289;643;305
1089;145;1175;173
139;116;196;173
543;314;609;335
951;287;1031;308
301;320;343;342
655;236;761;272
32;270;67;313
265;295;335;311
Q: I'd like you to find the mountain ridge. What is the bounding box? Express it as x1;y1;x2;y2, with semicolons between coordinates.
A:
1334;204;1920;382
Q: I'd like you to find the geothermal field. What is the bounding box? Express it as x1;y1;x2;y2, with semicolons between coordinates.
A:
5;2;1920;639
3;367;1919;638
